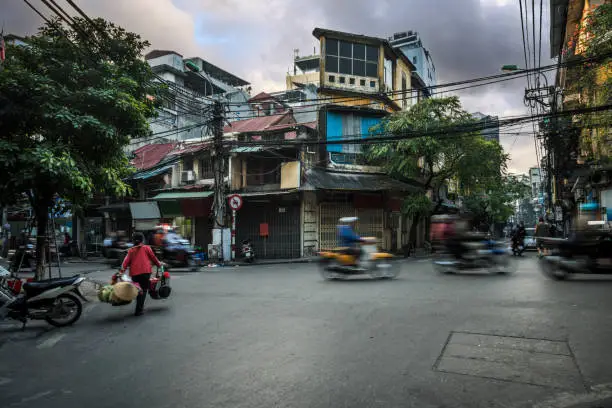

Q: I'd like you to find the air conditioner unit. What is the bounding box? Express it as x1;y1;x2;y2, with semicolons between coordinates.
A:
181;170;195;183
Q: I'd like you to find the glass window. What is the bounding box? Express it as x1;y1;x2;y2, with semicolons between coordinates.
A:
326;55;338;73
329;75;335;83
366;45;378;62
339;76;346;84
326;39;339;56
339;41;352;58
370;81;376;88
349;78;355;85
366;62;378;77
353;59;365;76
360;79;366;86
339;57;352;75
353;43;365;60
413;56;417;64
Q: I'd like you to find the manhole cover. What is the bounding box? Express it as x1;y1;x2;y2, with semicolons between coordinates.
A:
434;332;585;390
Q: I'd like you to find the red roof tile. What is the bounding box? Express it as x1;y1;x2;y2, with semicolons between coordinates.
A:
223;112;294;133
131;143;176;170
247;91;275;103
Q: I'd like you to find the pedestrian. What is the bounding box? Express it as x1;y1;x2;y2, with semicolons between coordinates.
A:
535;217;550;257
120;232;162;316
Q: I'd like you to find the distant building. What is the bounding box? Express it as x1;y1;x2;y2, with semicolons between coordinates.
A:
471;112;500;143
388;31;436;100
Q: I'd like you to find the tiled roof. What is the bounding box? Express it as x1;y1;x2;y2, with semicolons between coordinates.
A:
223;112;293;133
247;91;275;103
131;143;176;170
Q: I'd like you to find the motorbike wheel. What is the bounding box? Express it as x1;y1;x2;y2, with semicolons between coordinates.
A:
45;293;83;327
319;259;340;281
371;259;398;279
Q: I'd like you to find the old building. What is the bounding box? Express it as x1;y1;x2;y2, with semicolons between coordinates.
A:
388;31;437;101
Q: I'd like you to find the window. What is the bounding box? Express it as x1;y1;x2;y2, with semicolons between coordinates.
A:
325;38;379;78
413;56;417;64
370;81;376;88
349;78;355;85
200;159;214;179
360;79;366;86
329;75;335;83
339;76;346;84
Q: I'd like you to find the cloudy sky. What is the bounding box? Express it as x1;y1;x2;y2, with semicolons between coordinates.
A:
3;0;555;173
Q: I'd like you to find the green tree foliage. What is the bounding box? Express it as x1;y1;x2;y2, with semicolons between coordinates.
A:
462;175;531;230
0;17;162;278
567;2;612;162
367;97;508;243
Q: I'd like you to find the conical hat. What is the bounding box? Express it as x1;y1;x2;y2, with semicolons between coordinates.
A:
112;281;139;301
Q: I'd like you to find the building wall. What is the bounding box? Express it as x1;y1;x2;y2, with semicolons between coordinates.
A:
286;72;320;89
301;191;319;256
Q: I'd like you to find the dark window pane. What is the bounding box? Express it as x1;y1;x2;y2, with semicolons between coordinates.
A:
370;81;376;88
366;45;379;62
353;59;365;76
326;39;338;56
326;55;338;73
339;76;346;84
339;41;352;58
360;79;366;86
339;57;352;75
353;43;365;60
366;62;378;77
349;78;355;85
329;75;335;83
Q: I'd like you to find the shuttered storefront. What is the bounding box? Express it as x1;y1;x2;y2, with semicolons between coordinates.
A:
236;201;301;259
319;203;384;250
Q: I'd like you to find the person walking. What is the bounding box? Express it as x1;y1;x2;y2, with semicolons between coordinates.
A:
120;232;162;316
535;217;551;257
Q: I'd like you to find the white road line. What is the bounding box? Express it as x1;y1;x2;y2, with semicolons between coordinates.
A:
36;333;66;350
0;377;12;386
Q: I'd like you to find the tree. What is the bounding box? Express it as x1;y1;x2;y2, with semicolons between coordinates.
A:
367;97;508;244
0;17;161;279
462;175;531;232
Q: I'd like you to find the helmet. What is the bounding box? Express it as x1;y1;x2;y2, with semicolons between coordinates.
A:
339;217;358;224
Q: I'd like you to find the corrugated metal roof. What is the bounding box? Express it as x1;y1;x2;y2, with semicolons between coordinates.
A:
131;143;176;170
303;169;421;192
151;191;214;200
223;112;293;133
131;164;174;180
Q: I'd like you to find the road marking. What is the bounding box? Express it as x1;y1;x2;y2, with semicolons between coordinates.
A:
0;377;12;386
36;333;66;349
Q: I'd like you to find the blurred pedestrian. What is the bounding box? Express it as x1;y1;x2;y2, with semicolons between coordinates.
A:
535;217;550;257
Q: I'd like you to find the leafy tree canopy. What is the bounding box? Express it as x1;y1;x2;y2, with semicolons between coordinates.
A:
0;17;162;277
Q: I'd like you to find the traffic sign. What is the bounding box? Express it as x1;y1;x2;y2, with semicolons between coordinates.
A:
228;194;243;211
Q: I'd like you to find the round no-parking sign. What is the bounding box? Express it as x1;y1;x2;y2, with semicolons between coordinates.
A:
228;194;243;211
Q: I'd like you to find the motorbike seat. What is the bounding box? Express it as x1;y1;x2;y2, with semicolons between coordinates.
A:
23;276;80;296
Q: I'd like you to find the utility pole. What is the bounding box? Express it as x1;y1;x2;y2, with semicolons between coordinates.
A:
211;100;227;262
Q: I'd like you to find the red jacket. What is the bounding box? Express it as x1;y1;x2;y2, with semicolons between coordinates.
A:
121;244;161;276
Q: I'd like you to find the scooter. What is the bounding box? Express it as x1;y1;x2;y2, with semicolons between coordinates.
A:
241;239;255;263
0;265;87;329
511;240;525;256
433;240;514;274
540;235;612;280
318;237;399;280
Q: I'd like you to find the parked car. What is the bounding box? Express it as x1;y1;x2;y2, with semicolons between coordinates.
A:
523;228;537;250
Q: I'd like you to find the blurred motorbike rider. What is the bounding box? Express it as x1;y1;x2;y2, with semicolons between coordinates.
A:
511;222;526;252
337;217;365;262
445;213;479;260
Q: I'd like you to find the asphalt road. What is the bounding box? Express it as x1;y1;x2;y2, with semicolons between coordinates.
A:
2;255;612;408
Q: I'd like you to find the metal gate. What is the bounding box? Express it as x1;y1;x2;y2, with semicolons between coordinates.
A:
236;202;301;259
319;203;384;249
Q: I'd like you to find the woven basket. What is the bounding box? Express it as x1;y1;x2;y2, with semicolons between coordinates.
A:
112;281;139;301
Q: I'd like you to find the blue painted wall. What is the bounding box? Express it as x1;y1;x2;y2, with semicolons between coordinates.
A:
326;112;382;153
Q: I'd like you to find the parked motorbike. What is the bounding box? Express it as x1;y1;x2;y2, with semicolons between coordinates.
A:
432;239;514;274
318;237;399;280
540;235;612;280
241;239;255;263
0;266;87;328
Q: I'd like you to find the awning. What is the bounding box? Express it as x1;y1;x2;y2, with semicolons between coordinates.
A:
151;191;214;200
131;164;174;180
302;169;421;192
129;202;161;220
231;146;265;153
157;200;182;218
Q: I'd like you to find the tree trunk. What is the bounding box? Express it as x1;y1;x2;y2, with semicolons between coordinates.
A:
34;199;50;281
409;214;421;253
